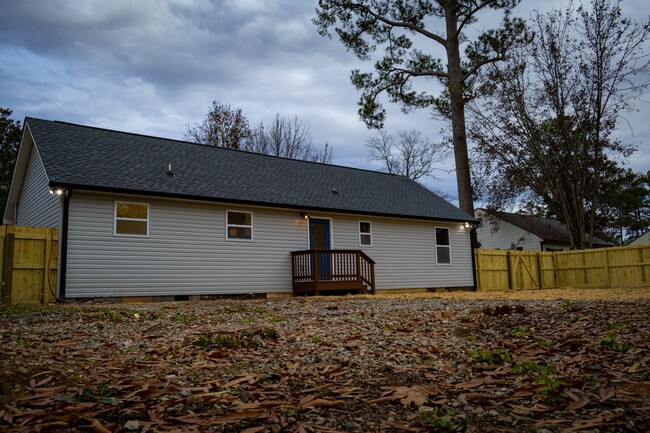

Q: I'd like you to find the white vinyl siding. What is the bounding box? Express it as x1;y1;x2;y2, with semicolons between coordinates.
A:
313;212;474;289
65;192;308;298
64;192;474;298
15;144;59;227
475;210;543;251
628;231;650;246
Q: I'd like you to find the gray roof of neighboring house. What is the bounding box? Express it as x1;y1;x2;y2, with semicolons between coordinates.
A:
25;117;474;222
479;209;612;247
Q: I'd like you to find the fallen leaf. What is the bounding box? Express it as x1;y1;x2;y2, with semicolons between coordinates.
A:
599;388;615;402
213;410;266;423
565;398;590;411
454;379;485;389
90;418;112;433
241;427;265;433
298;398;345;408
222;374;257;388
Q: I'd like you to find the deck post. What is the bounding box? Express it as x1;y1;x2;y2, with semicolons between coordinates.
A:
313;250;320;283
355;252;361;281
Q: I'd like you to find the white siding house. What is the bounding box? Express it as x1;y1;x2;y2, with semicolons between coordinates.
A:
629;230;650;246
475;209;543;251
5;118;477;299
475;209;612;251
62;192;474;298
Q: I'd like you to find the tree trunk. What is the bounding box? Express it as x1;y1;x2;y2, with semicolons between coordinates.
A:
445;7;474;216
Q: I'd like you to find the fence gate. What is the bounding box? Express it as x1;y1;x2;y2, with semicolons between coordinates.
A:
0;225;58;305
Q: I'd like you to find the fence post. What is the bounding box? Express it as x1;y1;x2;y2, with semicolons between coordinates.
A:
536;252;543;290
640;247;647;285
473;248;481;292
506;251;514;290
603;249;611;288
3;232;14;304
0;226;5;303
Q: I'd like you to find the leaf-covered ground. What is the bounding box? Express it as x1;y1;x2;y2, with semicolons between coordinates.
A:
1;288;649;433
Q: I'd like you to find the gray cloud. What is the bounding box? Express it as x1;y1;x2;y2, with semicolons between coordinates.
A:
1;0;648;205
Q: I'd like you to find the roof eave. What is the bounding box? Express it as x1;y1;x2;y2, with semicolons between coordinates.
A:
50;182;479;224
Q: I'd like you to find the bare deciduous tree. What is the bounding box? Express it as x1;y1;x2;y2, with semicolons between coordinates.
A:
366;129;445;181
246;114;332;163
470;0;648;249
186;102;332;163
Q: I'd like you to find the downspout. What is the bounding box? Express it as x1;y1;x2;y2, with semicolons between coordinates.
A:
470;227;478;291
58;189;72;299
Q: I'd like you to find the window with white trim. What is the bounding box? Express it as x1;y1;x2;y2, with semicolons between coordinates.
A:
359;221;372;246
114;201;149;237
226;210;253;241
435;227;451;264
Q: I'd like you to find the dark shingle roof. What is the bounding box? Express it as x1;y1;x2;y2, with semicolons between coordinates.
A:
26;117;474;222
483;209;611;246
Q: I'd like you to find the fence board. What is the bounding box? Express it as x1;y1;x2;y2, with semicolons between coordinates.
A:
0;225;58;305
474;249;510;291
476;245;650;291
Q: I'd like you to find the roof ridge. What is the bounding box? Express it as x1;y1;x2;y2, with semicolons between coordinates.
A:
25;116;407;179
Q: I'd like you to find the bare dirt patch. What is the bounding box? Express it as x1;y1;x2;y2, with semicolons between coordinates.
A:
1;289;648;432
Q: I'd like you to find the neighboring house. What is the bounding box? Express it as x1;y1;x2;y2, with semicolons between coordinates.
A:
4;118;477;300
475;209;612;251
628;230;650;246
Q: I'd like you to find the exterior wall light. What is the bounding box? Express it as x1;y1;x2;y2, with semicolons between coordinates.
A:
301;212;310;219
49;187;66;196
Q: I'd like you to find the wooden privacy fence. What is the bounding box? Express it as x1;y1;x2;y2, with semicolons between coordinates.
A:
0;225;58;305
475;245;650;291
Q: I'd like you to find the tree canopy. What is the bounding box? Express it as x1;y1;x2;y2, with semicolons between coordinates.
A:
314;0;531;214
0;108;21;213
185;101;251;150
470;0;649;249
185;101;332;163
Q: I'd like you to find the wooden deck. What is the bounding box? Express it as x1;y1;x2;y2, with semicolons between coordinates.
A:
290;249;375;296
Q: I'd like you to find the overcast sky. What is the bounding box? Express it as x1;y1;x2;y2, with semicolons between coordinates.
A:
1;0;649;205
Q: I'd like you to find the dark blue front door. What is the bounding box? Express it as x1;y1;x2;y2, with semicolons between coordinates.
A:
309;219;331;279
309;219;330;250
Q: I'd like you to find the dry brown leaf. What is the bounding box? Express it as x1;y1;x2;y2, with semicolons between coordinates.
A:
212;410;266;423
565;398;590;411
241;427;265;433
400;392;427;406
454;379;484;389
169;413;208;424
90;418;112;433
599;388;615;402
509;404;551;414
367;385;435;407
222;373;257;388
36;421;70;428
299;398;345;408
560;414;618;432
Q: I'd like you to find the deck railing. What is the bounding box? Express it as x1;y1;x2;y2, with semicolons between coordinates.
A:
290;249;376;294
